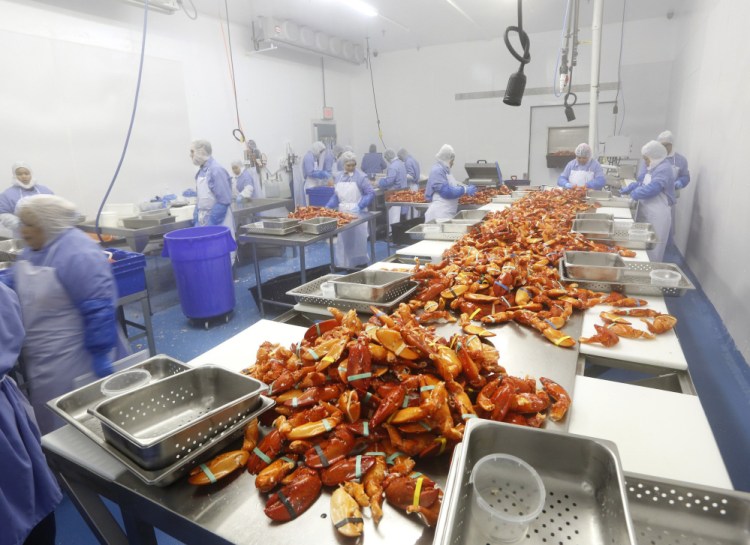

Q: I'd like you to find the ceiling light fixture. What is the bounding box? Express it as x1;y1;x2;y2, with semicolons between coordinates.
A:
443;0;481;28
340;0;378;18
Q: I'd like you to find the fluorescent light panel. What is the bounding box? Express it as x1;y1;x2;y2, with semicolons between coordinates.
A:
340;0;378;17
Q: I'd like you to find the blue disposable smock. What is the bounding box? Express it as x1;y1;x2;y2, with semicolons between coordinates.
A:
637;153;690;189
0;282;63;545
557;159;606;189
361;152;387;177
378;159;408;191
404;156;421;184
0;184;54;215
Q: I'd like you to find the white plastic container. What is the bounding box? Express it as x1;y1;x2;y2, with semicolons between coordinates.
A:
98;211;119;228
320;281;336;298
169;204;195;222
100;369;151;397
650;269;681;287
628;226;651;241
469;453;546;543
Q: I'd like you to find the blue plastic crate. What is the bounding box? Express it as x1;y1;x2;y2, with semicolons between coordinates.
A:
306;186;335;207
106;248;146;298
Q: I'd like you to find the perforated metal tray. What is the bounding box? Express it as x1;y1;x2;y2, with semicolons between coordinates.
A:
583;221;659;250
88;365;267;469
435;418;637;545
287;274;419;313
243;222;299;236
625;472;750;545
329;270;412;302
571;218;615;237
406;221;473;241
560;259;696;296
299;217;337;234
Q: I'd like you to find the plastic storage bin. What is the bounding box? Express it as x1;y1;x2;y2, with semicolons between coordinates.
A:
162;226;237;320
106;248;147;298
306;186;335;206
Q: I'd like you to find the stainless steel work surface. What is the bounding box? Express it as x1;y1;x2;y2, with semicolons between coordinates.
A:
78;218;193;238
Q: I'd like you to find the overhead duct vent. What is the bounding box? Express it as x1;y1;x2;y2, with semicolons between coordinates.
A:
252;17;365;65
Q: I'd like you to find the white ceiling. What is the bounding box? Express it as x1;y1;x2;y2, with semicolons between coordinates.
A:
190;0;693;52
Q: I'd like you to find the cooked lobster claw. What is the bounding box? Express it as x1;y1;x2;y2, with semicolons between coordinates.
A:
188;450;249;485
264;467;322;522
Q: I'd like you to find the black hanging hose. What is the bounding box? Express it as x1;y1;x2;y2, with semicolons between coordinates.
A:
504;0;531;72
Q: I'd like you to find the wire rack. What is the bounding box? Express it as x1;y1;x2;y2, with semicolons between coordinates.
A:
559;260;695;296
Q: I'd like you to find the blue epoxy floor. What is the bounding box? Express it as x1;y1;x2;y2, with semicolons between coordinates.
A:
52;238;750;544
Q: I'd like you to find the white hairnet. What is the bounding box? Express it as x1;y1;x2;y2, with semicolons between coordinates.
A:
333;145;344;158
16;194;78;240
190;140;212;165
343;145;353;152
384;149;396;162
641;140;668;165
11;161;35;188
436;144;455;163
312;141;326;155
657;130;673;144
231;160;243;169
397;148;409;161
340;151;357;165
575;143;592;158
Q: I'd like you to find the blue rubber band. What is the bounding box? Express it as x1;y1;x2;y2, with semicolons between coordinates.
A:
199;463;217;484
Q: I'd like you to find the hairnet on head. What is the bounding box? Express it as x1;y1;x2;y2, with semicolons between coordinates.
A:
575;143;592;159
343;145;353;152
641;140;668;162
333;145;344;158
397;148;408;161
657;131;673;145
231;160;243;169
369;144;377;153
16;194;78;240
191;140;212;156
384;149;396;162
312;141;326;155
340;151;357;165
436;144;455;163
11;161;34;186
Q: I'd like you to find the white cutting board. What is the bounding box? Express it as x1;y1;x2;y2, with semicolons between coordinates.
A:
595;206;635;220
579;295;688;370
569;376;732;489
365;260;417;273
396;240;454;261
189;320;307;373
478;203;510;211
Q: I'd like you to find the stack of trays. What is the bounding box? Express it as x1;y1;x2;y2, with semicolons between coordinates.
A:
287;273;418;313
435;418;637;545
48;357;274;486
572;219;659;250
0;239;24;262
560;251;695;296
243;218;300;236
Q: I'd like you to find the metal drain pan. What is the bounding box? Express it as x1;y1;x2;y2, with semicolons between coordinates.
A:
625;472;750;545
435;418;637;545
88;365;267;469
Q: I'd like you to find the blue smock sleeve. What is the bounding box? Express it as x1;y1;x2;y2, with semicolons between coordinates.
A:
207;164;232;205
636;160;647;182
675;155;690;189
0;188;14;214
631;172;667;201
557;161;574;187
378;164;399;189
438;183;465;200
302;152;315;179
356;174;375;209
586;161;606;189
236;171;252;193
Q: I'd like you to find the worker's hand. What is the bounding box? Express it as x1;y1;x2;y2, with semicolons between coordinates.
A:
674;180;684;190
465;185;478;197
619;183;635;195
564;183;573;189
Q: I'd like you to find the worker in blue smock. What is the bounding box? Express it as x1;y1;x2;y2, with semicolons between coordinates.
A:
379;149;408;230
557;143;606;189
190;140;234;234
231;161;262;200
300;141;330;207
0;162;54;238
326;151;375;268
336;146;353;174
636;131;690;189
621;141;676;262
361;144;387;179
398;148;421;191
425;144;477;223
12;195;127;434
0;282;62;545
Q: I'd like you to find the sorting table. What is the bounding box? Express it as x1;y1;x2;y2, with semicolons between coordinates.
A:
78;219;193;253
238;211;379;317
230;198;292;228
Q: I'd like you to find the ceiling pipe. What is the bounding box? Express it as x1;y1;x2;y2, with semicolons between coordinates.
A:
588;0;604;155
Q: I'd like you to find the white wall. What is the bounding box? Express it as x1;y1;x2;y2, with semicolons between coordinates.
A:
350;17;679;184
0;0;358;216
666;0;750;363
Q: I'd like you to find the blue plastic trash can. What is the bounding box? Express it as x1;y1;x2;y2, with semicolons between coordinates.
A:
163;226;237;320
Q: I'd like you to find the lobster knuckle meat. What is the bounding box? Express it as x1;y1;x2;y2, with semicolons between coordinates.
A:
330;486;364;537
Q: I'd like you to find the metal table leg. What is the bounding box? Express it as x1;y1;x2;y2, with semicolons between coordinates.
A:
299;244;307;283
328;238;336;273
368;217;376;264
139;296;156;356
252;242;264;317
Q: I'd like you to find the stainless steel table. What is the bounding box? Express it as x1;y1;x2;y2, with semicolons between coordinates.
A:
78;219;194;253
238;212;380;317
116;290;156;356
230;198;293;228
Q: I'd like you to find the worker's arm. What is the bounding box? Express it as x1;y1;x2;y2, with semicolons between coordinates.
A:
356;175;376;210
586;162;607;190
630;173;667;201
675;155;691;189
378;164;399;189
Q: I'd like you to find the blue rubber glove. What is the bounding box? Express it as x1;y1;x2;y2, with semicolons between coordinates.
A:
620;182;636;195
564;183;573;189
209;203;229;225
92;352;114;378
675;180;684;190
465;185;478;197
